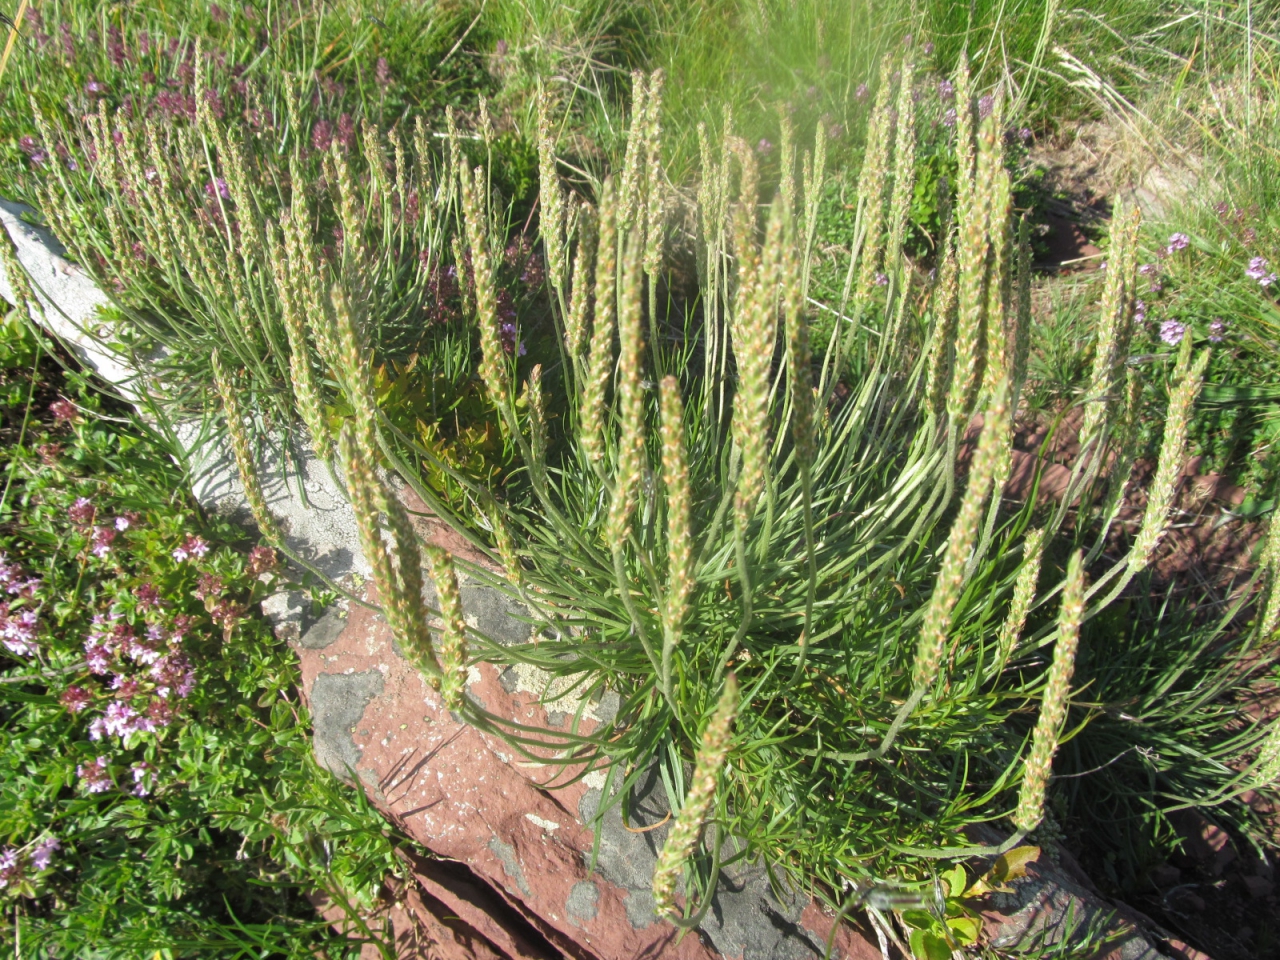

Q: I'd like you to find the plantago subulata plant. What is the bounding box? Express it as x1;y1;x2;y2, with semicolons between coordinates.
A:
14;42;1273;934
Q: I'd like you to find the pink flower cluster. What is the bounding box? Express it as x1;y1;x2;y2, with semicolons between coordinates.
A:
0;555;43;656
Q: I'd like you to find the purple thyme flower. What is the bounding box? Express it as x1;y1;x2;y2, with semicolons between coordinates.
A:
1247;256;1276;286
61;686;92;713
172;534;209;562
923;41;935;55
84;78;106;96
756;138;773;156
69;497;95;525
84;640;112;675
1167;232;1190;253
375;56;392;88
204;178;231;201
311;119;333;153
938;79;954;101
101;701;138;739
855;83;869;102
77;756;113;793
90;526;116;559
131;762;152;797
29;837;59;871
1159;320;1185;346
0;849;19;888
873;272;889;287
1208;318;1226;343
1138;263;1157;276
1;606;39;656
1134;300;1147;323
978;95;994;119
941;108;957;128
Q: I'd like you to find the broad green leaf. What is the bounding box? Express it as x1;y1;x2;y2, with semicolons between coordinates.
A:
900;909;936;931
942;865;967;898
910;928;952;960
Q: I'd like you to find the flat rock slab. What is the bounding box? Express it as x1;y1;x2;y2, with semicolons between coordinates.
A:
293;578;878;960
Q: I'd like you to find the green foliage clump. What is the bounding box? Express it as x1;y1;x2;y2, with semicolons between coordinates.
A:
0;314;400;957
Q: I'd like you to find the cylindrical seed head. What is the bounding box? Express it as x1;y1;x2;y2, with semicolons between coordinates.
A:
652;674;740;920
660;376;695;646
1013;549;1085;833
913;384;1011;692
425;544;469;711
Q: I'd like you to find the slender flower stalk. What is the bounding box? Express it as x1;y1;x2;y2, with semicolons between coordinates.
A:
924;236;960;417
1014;549;1085;833
732;194;784;526
537;87;567;294
605;232;646;551
212;352;280;544
1011;214;1033;400
653;674;739;920
339;423;441;684
852;71;894;309
460;164;509;411
642;70;666;279
1254;717;1280;787
0;232;37;321
425;545;469;711
660;376;695;657
526;364;547;478
912;384;1010;693
1259;513;1280;639
1079;201;1140;456
565;205;596;358
948;92;1001;419
269;221;330;460
1127;342;1210;571
885;59;916;276
993;527;1046;673
581;180;618;464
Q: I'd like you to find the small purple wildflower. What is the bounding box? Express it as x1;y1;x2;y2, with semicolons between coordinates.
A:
941;108;957;128
69;497;95;526
77;756;113;794
90;526;116;559
1159;320;1185;346
923;41;935;55
61;686;92;713
873;272;889;287
1134;300;1147;323
1242;227;1257;245
50;398;78;422
855;83;869;102
312;119;333;153
84;78;106;97
131;762;153;797
376;56;392;89
172;534;209;562
937;79;954;101
756;138;773;156
1138;263;1157;276
1247;256;1276;286
1;606;39;656
978;95;994;119
0;849;19;888
1167;232;1190;253
30;838;59;871
204;178;231;201
1208;318;1226;343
